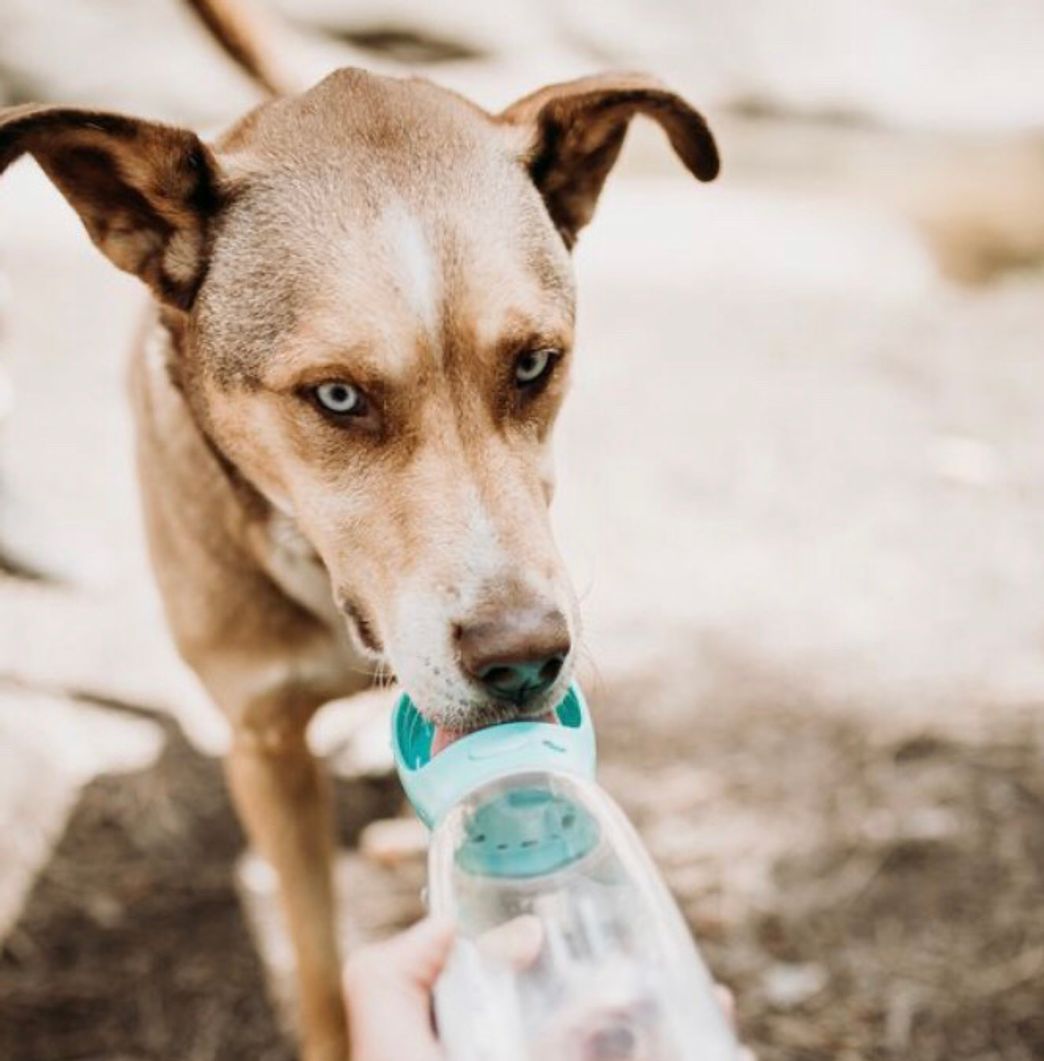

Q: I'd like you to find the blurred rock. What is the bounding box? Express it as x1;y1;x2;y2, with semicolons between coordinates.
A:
884;985;921;1053
861;805;963;846
547;0;1044;133
762;962;828;1009
273;0;1044;134
0;688;162;940
718;117;1044;286
0;578;228;754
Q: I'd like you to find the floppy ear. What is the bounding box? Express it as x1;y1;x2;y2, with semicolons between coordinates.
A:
499;73;719;248
0;104;223;309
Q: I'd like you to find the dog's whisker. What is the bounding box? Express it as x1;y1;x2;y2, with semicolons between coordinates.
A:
573;639;606;701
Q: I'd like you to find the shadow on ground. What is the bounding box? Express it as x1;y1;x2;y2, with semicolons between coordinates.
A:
0;702;401;1061
597;652;1044;1061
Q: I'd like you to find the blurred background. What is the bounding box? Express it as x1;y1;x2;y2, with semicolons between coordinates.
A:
1;2;1042;1058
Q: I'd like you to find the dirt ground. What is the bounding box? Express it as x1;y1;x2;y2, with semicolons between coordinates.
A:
0;695;403;1061
598;658;1044;1061
1;660;1040;1061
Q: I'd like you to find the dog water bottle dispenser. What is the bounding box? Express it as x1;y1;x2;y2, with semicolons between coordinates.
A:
392;685;739;1060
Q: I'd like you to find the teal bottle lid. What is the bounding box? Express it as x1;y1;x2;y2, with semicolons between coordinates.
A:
391;683;597;829
454;783;600;878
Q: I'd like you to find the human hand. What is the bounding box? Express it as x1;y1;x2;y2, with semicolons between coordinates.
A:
344;916;756;1060
344;916;456;1061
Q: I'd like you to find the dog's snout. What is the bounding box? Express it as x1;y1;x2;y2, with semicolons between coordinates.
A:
458;609;570;704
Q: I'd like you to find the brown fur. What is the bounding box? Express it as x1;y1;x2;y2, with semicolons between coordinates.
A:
1;63;717;1059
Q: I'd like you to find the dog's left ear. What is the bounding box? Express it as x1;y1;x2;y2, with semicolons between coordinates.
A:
500;73;719;248
0;104;223;309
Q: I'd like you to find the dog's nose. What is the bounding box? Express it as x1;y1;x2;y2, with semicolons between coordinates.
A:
458;609;571;705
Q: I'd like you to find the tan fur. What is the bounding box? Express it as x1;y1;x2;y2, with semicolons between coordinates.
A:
2;63;717;1059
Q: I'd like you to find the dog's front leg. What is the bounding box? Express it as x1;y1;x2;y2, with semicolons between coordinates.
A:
227;720;348;1061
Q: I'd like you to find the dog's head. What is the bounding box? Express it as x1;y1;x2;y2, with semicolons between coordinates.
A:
0;71;717;736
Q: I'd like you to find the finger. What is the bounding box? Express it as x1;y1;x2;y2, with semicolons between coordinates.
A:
476;915;544;969
380;915;457;990
343;920;455;1061
713;983;755;1058
358;916;451;988
714;983;736;1025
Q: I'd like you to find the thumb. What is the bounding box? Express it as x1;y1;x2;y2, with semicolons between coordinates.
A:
344;918;457;1061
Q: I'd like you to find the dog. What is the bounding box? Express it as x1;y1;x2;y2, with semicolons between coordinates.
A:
0;3;718;1055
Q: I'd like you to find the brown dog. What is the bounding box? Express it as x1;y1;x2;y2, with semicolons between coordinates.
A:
0;10;718;1057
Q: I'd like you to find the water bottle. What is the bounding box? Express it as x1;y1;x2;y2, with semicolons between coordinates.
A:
392;684;739;1060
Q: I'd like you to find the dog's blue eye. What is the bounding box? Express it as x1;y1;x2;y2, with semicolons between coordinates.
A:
314;381;364;416
514;349;555;386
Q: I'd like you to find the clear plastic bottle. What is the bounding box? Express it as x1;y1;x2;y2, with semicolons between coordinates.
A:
393;686;739;1061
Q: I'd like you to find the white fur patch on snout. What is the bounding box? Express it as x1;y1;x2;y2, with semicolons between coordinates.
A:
380;202;440;337
383;484;574;727
459;489;510;602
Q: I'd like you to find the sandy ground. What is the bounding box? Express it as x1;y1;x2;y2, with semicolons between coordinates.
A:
1;6;1044;1059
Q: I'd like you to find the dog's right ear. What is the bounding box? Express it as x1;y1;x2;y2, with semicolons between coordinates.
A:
0;104;224;309
500;73;719;249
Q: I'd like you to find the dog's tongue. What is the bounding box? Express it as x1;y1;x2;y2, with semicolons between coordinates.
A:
432;711;557;757
430;726;466;757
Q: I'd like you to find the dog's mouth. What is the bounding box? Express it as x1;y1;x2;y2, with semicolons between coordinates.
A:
431;709;559;757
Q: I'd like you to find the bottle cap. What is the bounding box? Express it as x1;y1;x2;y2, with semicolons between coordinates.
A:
453;782;601;878
391;683;597;828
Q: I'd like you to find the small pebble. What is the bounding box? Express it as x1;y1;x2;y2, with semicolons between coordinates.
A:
762;962;828;1009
